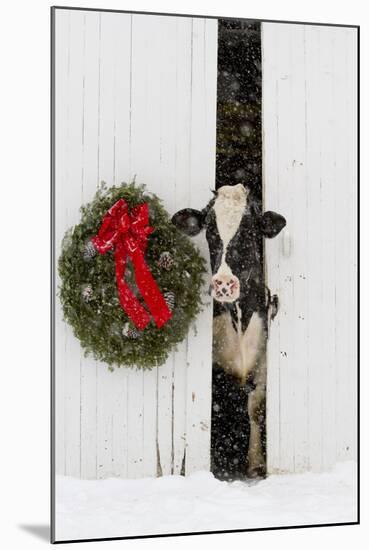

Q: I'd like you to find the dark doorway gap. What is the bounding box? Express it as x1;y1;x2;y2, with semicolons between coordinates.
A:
211;19;263;480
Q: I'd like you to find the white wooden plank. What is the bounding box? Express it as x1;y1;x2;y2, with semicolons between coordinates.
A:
80;11;100;201
108;369;128;478
125;369;144;478
112;14;132;184
264;24;311;473
54;8;70;476
156;362;173;476
95;367;130;479
98;13;116;183
55;9;218;480
141;14;180;476
300;26;319;472
334;28;358;462
185;18;217;474
345;29;358;462
94;11;117;479
94;12;132;479
172;345;187;474
173;18;193;210
130;14;154;185
171;18;193;475
79;10;100;481
96;367;112;479
269;24;295;474
317;27;336;471
287;25;309;473
107;12;133;477
128;13;161;477
265;24;310;474
157;16;183;476
263;22;358;473
263;23;282;473
80;354;98;480
62;9;86;479
142;368;158;477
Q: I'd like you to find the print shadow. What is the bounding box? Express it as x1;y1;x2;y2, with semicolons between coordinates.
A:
18;524;50;542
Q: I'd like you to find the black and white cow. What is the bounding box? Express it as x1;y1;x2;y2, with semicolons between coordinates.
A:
172;183;286;477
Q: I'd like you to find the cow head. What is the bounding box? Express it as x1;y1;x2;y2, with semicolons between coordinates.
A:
172;183;286;304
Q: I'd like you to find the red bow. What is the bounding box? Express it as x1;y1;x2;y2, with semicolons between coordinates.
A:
92;199;172;330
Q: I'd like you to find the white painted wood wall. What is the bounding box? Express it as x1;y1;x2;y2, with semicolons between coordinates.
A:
263;23;358;473
54;9;217;479
54;10;358;480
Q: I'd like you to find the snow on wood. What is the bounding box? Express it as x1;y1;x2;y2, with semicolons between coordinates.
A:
263;23;358;473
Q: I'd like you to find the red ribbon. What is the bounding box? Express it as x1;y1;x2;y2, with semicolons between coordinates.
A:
92;199;172;330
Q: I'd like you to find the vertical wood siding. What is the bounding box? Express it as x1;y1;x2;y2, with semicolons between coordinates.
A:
54;10;217;479
55;12;357;480
263;23;358;473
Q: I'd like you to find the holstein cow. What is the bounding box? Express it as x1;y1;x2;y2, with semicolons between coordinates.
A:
172;183;286;477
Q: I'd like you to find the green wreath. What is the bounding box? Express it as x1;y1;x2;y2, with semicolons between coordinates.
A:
58;182;207;369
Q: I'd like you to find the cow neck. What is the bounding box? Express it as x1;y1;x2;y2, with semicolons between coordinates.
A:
226;280;265;333
232;302;254;334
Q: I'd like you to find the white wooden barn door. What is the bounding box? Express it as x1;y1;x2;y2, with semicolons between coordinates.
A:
55;13;357;481
263;23;358;473
54;10;217;479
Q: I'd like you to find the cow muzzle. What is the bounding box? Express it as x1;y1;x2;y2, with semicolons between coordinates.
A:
211;274;240;303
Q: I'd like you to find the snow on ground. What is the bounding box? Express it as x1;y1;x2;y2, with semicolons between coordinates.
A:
55;462;357;541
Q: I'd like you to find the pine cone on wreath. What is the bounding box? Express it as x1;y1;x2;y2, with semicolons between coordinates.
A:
163;291;175;311
83;239;97;261
158;251;174;270
122;322;140;339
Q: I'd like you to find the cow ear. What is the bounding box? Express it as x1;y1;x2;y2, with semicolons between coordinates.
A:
260;211;286;238
171;208;205;236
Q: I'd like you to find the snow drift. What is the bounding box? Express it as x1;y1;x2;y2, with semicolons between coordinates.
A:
55;461;357;541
